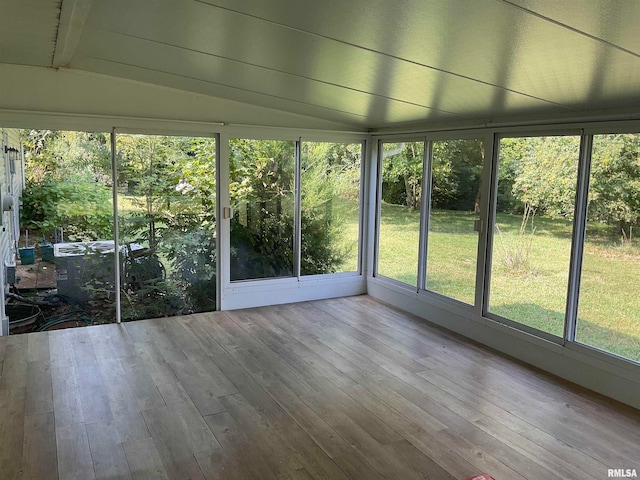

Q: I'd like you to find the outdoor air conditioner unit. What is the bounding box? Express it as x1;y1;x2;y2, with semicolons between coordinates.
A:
54;241;143;304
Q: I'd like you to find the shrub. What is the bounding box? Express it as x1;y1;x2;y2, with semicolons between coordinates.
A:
21;176;113;241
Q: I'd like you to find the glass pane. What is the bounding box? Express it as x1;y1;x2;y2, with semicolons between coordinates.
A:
230;139;295;281
20;130;116;330
301;142;361;275
117;134;217;321
489;135;580;336
576;134;640;362
377;141;424;285
426;139;484;304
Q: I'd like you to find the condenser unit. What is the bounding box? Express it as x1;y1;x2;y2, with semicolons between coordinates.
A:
54;241;142;304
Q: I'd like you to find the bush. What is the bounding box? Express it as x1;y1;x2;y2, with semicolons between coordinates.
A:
21;176;113;241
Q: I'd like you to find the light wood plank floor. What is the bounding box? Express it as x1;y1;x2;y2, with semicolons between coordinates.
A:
1;295;638;480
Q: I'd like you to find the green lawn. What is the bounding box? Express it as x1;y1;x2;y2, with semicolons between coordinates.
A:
377;202;640;363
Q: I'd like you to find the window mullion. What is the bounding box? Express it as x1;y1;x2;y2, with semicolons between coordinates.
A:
564;132;592;344
294;138;302;279
481;133;501;316
417;138;431;291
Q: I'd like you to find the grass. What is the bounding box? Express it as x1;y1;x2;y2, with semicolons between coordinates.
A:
377;202;640;363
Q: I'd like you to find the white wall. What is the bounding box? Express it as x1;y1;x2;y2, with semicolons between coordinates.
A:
0;128;22;335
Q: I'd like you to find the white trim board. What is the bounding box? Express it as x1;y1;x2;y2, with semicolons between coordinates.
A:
222;275;366;311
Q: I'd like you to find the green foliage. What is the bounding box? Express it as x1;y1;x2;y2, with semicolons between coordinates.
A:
22;130;111;184
117;135;189;249
382;140;484;212
431;139;484;211
300;142;361;275
499;134;640;242
20;176;113;241
229;139;360;279
229;139;295;279
117;134;218;315
381;142;424;209
589;134;640;240
505;136;580;218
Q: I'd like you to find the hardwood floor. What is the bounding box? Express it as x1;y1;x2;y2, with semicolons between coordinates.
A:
0;295;638;479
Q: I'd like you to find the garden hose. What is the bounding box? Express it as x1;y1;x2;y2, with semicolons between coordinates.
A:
35;309;94;331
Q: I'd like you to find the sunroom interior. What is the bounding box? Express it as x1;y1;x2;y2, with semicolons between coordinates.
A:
1;0;640;478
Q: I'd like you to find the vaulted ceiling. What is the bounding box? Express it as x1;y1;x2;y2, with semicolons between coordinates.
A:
2;0;640;130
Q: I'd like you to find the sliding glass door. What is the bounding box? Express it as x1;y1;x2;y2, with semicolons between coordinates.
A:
487;135;580;337
116;134;217;321
376;141;424;285
301;142;362;275
576;133;640;362
425;139;484;305
229;138;363;283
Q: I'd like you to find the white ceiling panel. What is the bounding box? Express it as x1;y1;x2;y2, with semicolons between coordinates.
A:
75;26;568;126
188;0;640;109
2;0;640;129
73;0;572;123
504;0;640;55
74;29;458;125
0;0;61;66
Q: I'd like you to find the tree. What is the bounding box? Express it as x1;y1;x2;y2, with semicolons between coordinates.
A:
229;139;359;279
21;129;113;241
508;136;580;218
117;135;189;249
589;134;640;239
229;139;296;279
22;130;111;184
117;135;218;314
381;142;424;210
500;134;640;240
431;139;484;212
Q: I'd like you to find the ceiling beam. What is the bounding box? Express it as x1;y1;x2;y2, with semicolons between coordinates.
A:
52;0;93;68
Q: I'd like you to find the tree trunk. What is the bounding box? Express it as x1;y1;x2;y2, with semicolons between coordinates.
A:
404;173;416;210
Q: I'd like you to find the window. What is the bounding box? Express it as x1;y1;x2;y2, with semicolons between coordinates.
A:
117;134;217;319
576;133;640;362
377;141;424;285
425;139;484;304
488;135;580;337
229;139;295;281
301;142;361;275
